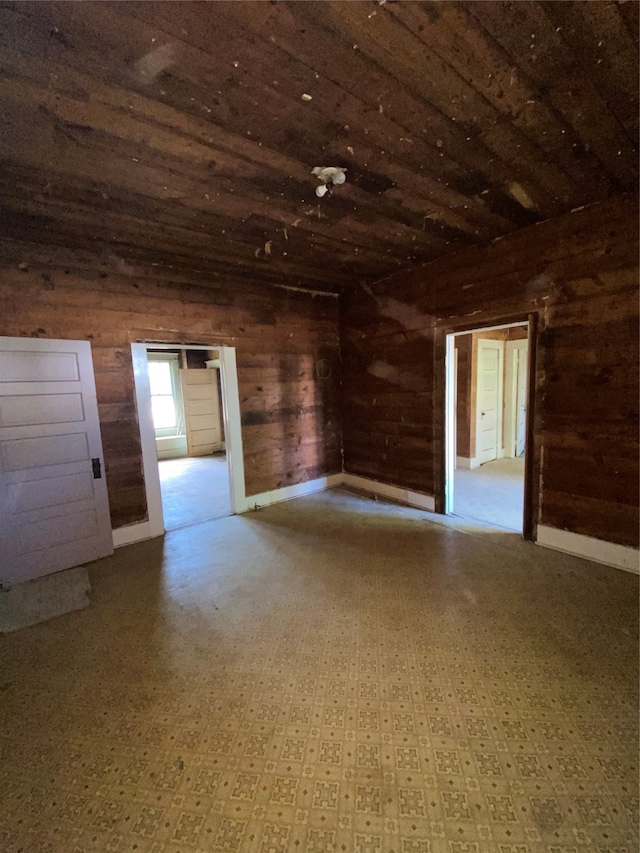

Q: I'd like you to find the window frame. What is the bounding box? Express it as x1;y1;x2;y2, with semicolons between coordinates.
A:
147;352;184;438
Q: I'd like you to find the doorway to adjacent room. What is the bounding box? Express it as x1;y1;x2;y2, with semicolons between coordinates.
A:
445;321;531;533
146;348;230;531
130;343;246;537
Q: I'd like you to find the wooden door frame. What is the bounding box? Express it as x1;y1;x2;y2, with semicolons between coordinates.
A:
440;314;539;540
131;343;246;537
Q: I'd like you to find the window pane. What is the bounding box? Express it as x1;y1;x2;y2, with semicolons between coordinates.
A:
148;361;173;396
151;395;176;429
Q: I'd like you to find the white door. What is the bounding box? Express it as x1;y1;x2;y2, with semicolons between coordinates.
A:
476;339;504;465
0;337;113;585
515;346;528;457
504;339;528;458
180;368;222;456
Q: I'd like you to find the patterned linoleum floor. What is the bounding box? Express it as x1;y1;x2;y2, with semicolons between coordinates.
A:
0;488;638;853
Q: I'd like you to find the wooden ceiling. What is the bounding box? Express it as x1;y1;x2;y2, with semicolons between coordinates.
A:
0;1;638;294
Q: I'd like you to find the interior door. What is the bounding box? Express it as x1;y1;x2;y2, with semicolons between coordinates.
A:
476;339;504;465
515;345;528;456
0;337;113;585
180;367;222;456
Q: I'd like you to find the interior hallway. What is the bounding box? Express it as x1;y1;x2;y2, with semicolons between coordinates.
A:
159;454;231;531
454;457;526;532
0;489;637;853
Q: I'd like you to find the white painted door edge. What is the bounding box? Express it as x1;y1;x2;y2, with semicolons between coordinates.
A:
130;344;168;542
444;334;455;514
536;525;639;574
217;347;247;516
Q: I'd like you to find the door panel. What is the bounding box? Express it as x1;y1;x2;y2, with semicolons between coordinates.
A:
180;368;222;456
476;340;504;465
1;432;89;471
10;472;94;513
13;509;100;554
0;392;85;426
0;337;113;584
1;350;80;382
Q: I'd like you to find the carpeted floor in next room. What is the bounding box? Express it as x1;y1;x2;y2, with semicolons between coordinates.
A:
158;454;232;531
0;488;637;853
454;457;526;532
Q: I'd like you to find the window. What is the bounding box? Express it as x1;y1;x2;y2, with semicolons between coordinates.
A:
147;353;183;437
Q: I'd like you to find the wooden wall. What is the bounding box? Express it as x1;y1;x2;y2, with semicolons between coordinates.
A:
0;240;342;529
341;194;639;548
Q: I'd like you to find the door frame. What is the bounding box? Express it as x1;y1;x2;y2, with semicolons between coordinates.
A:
131;343;246;537
443;316;538;539
504;339;529;458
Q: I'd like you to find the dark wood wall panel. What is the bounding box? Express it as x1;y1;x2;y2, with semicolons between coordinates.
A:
0;240;342;529
454;334;473;459
341;305;435;493
341;195;639;548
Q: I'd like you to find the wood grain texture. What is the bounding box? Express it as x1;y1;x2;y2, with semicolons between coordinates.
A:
0;1;637;292
0;241;341;528
341;195;639;547
454;334;473;459
0;1;637;550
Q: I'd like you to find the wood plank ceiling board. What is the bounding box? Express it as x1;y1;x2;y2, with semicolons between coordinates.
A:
0;0;637;295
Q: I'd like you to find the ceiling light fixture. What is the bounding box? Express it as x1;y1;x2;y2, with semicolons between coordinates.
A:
312;166;347;198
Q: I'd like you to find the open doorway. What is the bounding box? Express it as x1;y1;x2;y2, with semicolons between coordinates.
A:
445;321;531;533
146;348;230;531
130;343;247;539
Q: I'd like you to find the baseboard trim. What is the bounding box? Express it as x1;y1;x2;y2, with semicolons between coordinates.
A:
111;476;343;546
536;525;639;574
112;484;638;574
342;473;436;512
112;520;156;548
240;473;344;513
456;456;480;470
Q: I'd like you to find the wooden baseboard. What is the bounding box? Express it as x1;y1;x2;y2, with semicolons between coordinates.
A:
112;520;156;548
456;456;481;470
240;474;344;512
112;480;638;576
536;525;639;573
341;473;436;511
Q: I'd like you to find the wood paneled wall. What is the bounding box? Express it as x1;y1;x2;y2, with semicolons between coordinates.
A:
0;240;342;529
341;194;639;548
